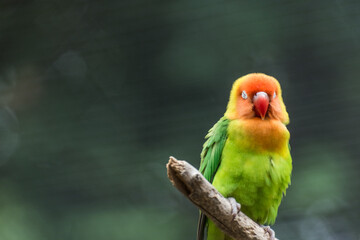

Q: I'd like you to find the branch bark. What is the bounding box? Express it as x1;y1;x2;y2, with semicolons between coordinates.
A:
166;156;275;240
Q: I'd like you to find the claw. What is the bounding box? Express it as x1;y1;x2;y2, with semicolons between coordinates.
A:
262;225;277;240
227;197;241;219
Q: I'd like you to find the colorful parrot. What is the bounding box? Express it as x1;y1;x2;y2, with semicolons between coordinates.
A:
197;73;292;240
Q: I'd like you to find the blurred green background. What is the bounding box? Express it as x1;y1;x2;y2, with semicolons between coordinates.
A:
0;0;359;239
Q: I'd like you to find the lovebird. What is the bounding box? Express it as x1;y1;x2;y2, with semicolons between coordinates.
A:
197;73;292;240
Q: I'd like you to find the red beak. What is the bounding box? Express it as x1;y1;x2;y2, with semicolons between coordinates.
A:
253;92;269;120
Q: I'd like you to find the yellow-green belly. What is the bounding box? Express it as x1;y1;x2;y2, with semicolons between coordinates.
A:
212;144;291;224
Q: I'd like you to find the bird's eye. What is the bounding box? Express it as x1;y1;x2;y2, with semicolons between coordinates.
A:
273;92;276;99
241;90;248;99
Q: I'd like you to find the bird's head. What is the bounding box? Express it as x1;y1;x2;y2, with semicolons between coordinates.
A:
224;73;289;124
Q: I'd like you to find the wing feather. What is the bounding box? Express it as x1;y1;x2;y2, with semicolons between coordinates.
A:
197;116;229;240
199;116;229;182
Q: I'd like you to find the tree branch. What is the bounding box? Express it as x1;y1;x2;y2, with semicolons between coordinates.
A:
166;156;276;240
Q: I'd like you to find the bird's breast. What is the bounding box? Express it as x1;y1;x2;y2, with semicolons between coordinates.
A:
228;119;290;154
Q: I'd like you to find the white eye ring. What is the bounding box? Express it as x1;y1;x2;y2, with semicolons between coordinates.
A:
273;92;276;99
241;90;248;99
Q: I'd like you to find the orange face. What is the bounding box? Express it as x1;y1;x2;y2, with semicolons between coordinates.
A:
225;73;289;124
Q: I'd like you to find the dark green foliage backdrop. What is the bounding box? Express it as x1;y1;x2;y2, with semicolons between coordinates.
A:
0;1;359;239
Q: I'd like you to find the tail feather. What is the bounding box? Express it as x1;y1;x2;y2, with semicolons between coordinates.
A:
197;212;207;240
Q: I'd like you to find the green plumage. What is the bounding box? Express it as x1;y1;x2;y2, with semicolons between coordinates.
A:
199;117;230;183
198;117;292;240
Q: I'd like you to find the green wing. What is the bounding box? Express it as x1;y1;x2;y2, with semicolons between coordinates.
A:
197;117;229;240
199;116;230;183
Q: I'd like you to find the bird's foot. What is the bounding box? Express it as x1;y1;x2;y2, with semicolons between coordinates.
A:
227;197;241;219
261;225;277;240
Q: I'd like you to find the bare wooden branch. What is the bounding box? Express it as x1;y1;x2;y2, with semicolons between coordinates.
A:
166;156;276;240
